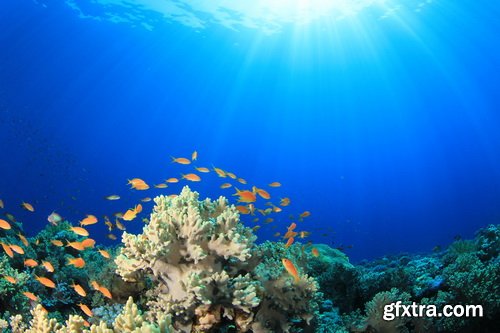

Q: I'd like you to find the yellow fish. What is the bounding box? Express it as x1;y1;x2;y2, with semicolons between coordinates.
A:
21;202;34;212
213;167;226;177
80;215;98;226
0;219;11;230
171;157;191;165
51;240;64;247
98;249;110;259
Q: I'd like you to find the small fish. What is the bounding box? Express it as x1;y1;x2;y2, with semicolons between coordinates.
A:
107;234;117;240
0;199;3;209
18;233;29;246
5;213;15;222
78;303;93;317
280;197;291;206
311;248;320;257
165;178;179;183
42;261;55;272
90;280;100;290
213;167;226;178
80;215;98;226
273;206;282;213
47;212;63;226
299;231;311;239
98;249;110;259
116;220;126;231
4;276;17;284
141;197;152;202
264;218;274;224
283;230;298;239
182;173;201;182
287;223;297;231
70;226;89;237
236;206;250;214
98;286;112;299
237;178;247;184
66;241;85;251
299;211;311;219
23;292;39;301
252;225;261;231
252;218;259;222
171;156;191;165
269;182;281;187
35;275;56;289
51;240;64;247
195;167;210;173
81;238;95;248
105;195;120;200
191;151;198;161
282;258;300;282
113;212;124;219
233;189;256;203
72;283;87;297
273;232;281;237
9;244;24;254
220;183;232;189
127;178;150;190
142;218;149;223
285;237;294;248
135;204;142;213
253;187;270;200
24;259;38;267
226;172;237;179
122;209;137;221
154;183;168;188
0;219;11;230
21;202;34;212
67;257;85;268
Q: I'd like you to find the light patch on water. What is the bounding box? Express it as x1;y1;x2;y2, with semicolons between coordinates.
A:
62;0;435;33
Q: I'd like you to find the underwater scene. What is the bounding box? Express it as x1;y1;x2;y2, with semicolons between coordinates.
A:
0;0;499;332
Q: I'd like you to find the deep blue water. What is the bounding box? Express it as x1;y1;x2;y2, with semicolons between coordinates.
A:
1;0;500;262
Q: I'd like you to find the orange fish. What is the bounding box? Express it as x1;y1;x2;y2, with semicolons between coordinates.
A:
127;178;150;190
9;244;24;255
51;240;64;247
154;183;168;189
285;237;294;248
195;167;210;173
4;276;17;284
98;286;112;299
253;187;270;200
0;219;11;230
78;303;93;317
70;226;89;237
66;241;85;251
24;259;38;267
98;249;110;259
141;197;152;202
42;261;55;272
72;283;87;297
299;231;311;239
80;215;98;226
264;218;274;224
81;238;95;248
299;211;311;219
191;151;198;161
23;292;39;302
67;257;85;268
122;209;137;221
282;258;300;282
134;204;143;213
182;173;201;182
18;233;29;246
237;178;247;184
269;182;282;187
236;206;250;214
280;198;291;206
273;206;282;213
172;157;191;165
311;248;320;257
90;280;100;290
213;167;226;177
233;189;256;203
21;202;34;212
35;275;56;289
226;172;237;179
287;223;297;231
220;183;232;189
283;230;298;239
165;178;179;183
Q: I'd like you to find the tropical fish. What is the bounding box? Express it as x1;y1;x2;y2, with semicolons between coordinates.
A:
220;183;232;189
1;243;13;259
21;202;35;212
3;276;16;284
248;203;255;215
191;151;198;161
80;215;98;226
141;197;152;202
282;258;300;282
105;220;114;231
70;226;89;237
90;280;100;290
226;172;237;179
273;232;281;237
154;183;168;188
135;204;143;213
213;167;226;177
67;257;85;268
273;206;282;213
72;283;87;297
107;234;117;240
311;248;320;257
236;206;250;214
165;178;179;183
233;189;256;203
105;195;120;200
0;219;11;230
182;173;201;182
195;167;210;173
299;231;311;239
24;259;38;267
47;212;63;226
51;240;64;247
122;209;137;221
98;249;110;259
287;223;297;231
23;292;38;301
285;237;294;248
280;197;291;206
116;220;126;231
269;182;281;187
113;212;124;219
18;233;29;246
5;213;15;222
127;178;149;190
171;157;191;165
66;241;85;251
0;199;3;209
9;244;24;254
98;286;112;299
35;275;56;289
252;226;261;232
237;178;247;184
253;187;270;200
42;261;55;272
299;211;311;219
81;238;95;248
78;303;93;317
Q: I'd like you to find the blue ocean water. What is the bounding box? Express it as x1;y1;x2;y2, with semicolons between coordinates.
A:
1;0;499;262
